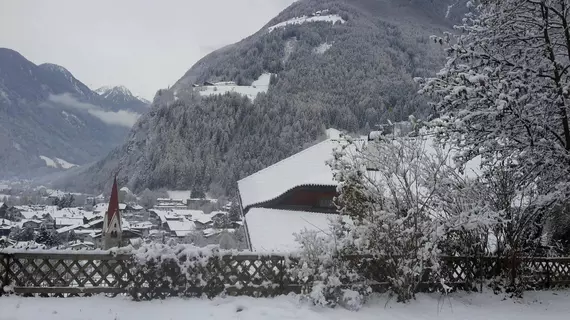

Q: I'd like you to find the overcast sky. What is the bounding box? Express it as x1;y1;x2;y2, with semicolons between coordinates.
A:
0;0;296;100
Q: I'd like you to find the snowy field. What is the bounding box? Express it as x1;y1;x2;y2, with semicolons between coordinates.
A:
1;290;568;320
198;73;271;101
268;14;346;32
39;155;77;169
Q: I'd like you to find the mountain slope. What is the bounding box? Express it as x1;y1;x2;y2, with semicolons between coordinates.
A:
0;48;146;178
69;0;467;194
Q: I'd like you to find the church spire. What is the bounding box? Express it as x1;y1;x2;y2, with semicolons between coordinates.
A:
103;174;122;249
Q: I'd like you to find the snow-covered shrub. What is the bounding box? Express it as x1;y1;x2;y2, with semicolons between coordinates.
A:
420;0;570;263
291;224;371;310
329;131;497;302
128;243;225;300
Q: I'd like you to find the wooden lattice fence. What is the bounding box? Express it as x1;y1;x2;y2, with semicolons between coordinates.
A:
1;252;569;298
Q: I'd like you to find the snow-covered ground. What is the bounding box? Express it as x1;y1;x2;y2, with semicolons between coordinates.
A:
198;73;271;101
39;155;77;169
54;157;77;169
268;14;346;32
39;155;57;168
1;290;568;320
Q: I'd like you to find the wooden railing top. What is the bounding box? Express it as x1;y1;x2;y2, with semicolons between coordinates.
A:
1;248;569;262
0;248;298;261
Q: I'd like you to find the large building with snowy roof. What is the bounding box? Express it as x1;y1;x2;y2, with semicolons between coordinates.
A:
237;136;348;252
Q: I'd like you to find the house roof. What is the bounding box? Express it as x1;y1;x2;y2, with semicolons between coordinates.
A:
56;224;84;234
54;217;84;226
69;240;95;247
20;211;43;219
94;203;108;213
131;221;153;229
245;207;351;253
238;139;340;209
165;219;196;232
173;230;193;237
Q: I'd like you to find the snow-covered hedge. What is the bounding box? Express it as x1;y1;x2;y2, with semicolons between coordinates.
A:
127;243;291;300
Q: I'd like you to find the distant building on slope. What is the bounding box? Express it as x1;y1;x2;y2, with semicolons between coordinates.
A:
237;134;357;252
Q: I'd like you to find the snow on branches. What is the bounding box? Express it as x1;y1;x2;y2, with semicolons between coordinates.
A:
419;0;570;204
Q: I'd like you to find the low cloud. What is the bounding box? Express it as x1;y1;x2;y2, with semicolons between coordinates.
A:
48;93;140;128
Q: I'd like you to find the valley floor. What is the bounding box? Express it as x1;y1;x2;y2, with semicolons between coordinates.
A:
1;290;568;320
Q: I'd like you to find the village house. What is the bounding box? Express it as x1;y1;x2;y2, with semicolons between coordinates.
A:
237;134;355;252
0;202;7;218
155;198;187;209
68;240;95;250
0;219;13;237
164;217;196;238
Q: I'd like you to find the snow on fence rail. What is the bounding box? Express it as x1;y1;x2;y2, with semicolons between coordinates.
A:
1;250;569;299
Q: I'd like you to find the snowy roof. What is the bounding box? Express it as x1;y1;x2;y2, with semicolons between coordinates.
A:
203;228;235;238
54;217;84;226
174;230;194;237
94;203;108;212
119;187;132;194
119;203;127;210
0;202;4;208
131;204;144;210
16;219;43;228
245;208;350;252
238;139;339;209
168;209;204;217
69;240;94;247
131;221;153;229
56;224;84;234
165;219;196;232
267;14;345;32
56;218;103;234
20;211;44;219
75;229;100;235
166;190;192;202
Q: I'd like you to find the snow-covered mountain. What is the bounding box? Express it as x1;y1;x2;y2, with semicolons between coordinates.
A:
0;48;147;179
95;85;149;113
63;0;468;194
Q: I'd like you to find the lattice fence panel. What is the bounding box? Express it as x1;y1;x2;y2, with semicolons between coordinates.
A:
2;253;132;297
2;252;570;298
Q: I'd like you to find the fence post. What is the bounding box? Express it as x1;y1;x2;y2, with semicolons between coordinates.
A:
2;254;11;295
478;255;483;293
545;260;551;288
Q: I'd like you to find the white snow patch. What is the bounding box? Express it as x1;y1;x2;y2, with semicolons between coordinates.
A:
167;190;192;201
268;14;345;32
0;88;10;103
0;290;568;319
120;186;133;194
12;142;22;151
55;158;77;169
39;155;76;169
198;73;272;101
314;42;333;54
39;155;57;168
283;38;297;63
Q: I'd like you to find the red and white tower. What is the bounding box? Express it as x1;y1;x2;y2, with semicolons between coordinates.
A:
103;175;122;249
